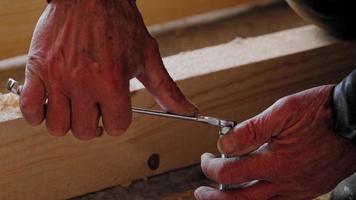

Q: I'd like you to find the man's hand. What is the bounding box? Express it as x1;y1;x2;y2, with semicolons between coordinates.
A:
20;0;197;140
195;86;356;200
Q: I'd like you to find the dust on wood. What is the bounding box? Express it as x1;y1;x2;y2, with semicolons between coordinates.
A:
0;93;21;121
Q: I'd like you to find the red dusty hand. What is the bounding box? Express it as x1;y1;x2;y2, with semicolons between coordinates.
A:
20;0;197;140
195;85;356;200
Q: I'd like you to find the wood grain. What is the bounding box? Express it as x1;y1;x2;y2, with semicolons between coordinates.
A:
0;26;355;199
138;0;248;25
0;0;257;60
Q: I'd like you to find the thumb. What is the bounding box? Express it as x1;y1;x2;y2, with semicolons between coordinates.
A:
138;39;198;116
218;98;292;156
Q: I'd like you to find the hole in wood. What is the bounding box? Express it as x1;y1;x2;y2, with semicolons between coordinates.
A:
148;153;160;170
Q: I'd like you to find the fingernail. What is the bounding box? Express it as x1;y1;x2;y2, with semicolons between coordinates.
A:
194;187;215;200
194;190;201;200
201;152;216;160
108;130;125;137
75;134;95;141
194;188;201;200
217;136;235;154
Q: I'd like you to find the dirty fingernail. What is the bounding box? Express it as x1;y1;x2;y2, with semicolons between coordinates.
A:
194;190;201;200
194;186;215;200
107;130;125;137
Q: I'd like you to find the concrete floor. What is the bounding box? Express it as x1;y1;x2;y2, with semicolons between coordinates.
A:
70;2;311;200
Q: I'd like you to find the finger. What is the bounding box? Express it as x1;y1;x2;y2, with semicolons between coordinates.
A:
138;39;198;116
218;98;291;156
194;182;278;200
71;98;100;140
46;91;70;137
20;73;46;125
201;153;271;185
99;83;132;136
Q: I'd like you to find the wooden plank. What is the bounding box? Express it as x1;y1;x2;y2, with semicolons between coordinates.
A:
139;0;247;25
0;26;355;199
0;0;44;60
0;0;260;60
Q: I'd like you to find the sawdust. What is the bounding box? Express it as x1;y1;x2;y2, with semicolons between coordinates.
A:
0;93;21;121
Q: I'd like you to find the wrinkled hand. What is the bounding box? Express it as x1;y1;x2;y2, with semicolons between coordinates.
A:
20;0;197;140
195;86;356;200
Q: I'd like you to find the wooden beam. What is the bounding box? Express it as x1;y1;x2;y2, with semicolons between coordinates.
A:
0;0;263;60
139;0;248;25
0;26;355;200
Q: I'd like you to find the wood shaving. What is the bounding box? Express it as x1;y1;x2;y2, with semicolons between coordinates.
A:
0;93;21;121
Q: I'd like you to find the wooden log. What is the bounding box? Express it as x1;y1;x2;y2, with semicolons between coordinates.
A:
0;0;267;60
0;25;355;199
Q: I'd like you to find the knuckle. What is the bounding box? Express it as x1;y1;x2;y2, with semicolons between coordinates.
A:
100;75;127;94
275;95;299;111
27;55;41;65
26;55;45;71
246;120;258;141
101;83;118;94
274;96;289;108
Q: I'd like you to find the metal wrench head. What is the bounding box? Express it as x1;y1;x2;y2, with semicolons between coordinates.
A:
198;116;236;126
198;116;236;135
220;120;237;135
7;78;22;95
197;116;221;126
